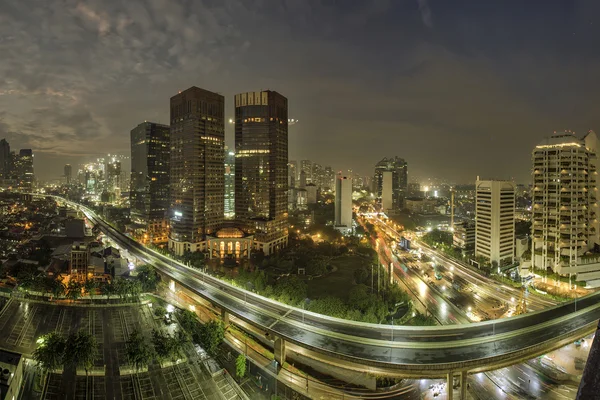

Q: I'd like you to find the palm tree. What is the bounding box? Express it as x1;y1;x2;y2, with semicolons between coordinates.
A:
84;279;98;301
66;280;83;302
32;331;66;373
64;330;98;375
125;329;154;372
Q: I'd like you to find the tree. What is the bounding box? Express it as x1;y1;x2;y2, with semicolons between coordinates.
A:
236;354;247;381
153;305;167;318
84;279;98;300
125;329;154;372
136;265;160;291
100;281;116;301
64;330;98;374
66;280;83;302
151;329;185;362
199;320;225;356
32;331;66;373
50;278;66;299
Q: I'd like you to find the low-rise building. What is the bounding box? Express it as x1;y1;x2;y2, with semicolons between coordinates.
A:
0;350;24;400
405;197;437;214
453;222;475;250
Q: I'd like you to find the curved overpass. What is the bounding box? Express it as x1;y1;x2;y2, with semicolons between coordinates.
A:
57;197;599;378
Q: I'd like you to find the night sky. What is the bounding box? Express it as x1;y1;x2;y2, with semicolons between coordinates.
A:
1;0;599;184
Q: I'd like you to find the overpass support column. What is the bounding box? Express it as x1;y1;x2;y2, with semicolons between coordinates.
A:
446;372;453;400
460;371;468;400
221;310;229;326
274;337;286;372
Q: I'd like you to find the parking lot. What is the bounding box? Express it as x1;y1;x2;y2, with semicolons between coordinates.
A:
0;299;227;399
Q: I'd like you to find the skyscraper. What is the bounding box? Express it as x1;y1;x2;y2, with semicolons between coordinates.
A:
130;121;170;243
64;164;72;185
14;149;34;190
0;139;10;181
235;90;288;255
224;147;235;219
374;156;408;211
288;160;297;188
475;178;515;266
300;160;312;184
335;174;353;234
532;130;600;285
169;87;225;255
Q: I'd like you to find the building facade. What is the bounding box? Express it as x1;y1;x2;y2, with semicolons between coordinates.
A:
169;87;225;255
374;156;408;211
475;179;516;266
224;147;235;219
64;164;72;185
531;131;600;285
130;121;170;244
0;139;11;182
335;174;353;234
234;91;289;255
14;149;34;190
453;221;476;250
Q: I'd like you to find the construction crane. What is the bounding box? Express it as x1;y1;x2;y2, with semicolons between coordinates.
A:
514;287;528;316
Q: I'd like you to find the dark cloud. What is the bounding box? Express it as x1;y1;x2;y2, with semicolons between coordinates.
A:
0;0;598;183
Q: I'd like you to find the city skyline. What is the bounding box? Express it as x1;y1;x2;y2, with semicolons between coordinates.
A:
2;1;600;182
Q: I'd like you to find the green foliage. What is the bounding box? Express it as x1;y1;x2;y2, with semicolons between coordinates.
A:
64;330;99;373
307;297;348;319
422;229;453;247
66;280;83;301
135;265;160;292
198;320;225;356
406;312;437;326
353;267;369;285
272;276;307;305
151;329;186;362
84;279;97;298
236;354;247;380
33;332;66;372
125;329;154;371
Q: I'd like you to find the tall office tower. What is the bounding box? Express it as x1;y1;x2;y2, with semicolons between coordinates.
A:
300;160;312;184
475;178;516;266
130;122;170;243
105;158;122;192
334;174;353;234
381;171;394;211
299;170;307;188
15;149;34;190
532;131;600;284
64;164;72;185
312;163;324;189
169;87;225;255
235;90;289;255
324;166;335;191
288;160;297;188
0;139;10;180
374;156;408;211
224;147;235;219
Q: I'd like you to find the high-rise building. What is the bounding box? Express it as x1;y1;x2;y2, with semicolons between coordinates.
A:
475;178;516;266
64;164;72;185
224;147;235;219
105;158;122;192
169;87;225;255
300;160;312;184
0;139;10;181
288;160;297;188
130;121;170;243
374;157;408;211
14;149;34;190
306;183;318;204
324;167;335;191
335;174;353;234
381;171;394;211
234;90;288;255
312;163;324;189
532;131;600;284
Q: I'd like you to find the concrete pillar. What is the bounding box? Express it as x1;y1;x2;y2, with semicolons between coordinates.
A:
460;371;468;400
446;372;453;400
274;337;286;372
221;309;229;326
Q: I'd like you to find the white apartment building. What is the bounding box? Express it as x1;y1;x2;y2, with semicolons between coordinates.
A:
335;174;353;234
532;131;600;287
475;179;516;266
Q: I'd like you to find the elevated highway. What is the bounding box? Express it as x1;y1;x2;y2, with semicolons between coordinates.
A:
53;197;599;398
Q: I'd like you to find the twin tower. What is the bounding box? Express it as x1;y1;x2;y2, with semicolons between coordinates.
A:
132;87;289;259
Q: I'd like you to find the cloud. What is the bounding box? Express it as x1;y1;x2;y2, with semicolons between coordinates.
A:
418;0;433;28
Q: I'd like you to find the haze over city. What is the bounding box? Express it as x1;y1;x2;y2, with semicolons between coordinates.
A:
2;0;600;182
